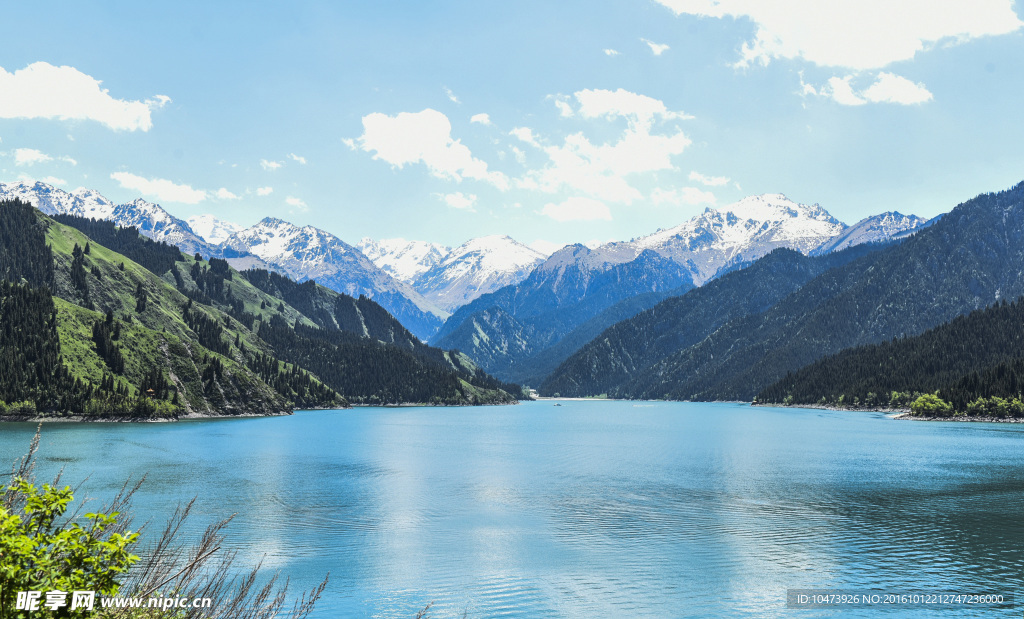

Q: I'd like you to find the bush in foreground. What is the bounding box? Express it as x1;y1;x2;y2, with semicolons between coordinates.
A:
1;430;327;618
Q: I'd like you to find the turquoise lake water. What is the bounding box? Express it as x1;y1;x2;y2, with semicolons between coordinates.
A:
2;400;1024;618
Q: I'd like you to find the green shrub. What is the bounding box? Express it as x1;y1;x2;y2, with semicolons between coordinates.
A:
910;393;953;417
0;478;139;616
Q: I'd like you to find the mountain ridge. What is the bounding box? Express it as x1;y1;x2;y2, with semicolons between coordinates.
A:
2;181;931;347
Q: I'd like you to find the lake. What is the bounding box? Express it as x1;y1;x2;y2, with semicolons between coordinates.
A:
2;401;1023;618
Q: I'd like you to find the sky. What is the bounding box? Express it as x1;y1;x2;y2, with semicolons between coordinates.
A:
1;1;1023;253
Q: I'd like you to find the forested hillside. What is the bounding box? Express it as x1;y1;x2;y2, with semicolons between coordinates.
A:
757;296;1024;412
0;199;517;419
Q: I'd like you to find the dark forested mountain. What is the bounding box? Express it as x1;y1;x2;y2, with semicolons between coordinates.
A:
0;199;517;419
544;181;1024;401
0;198;55;290
541;243;884;397
430;247;695;382
757;297;1024;410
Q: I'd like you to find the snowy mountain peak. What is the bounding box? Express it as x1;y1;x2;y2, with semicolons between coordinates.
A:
717;193;839;225
811;211;931;256
590;193;848;285
69;187;117;216
358;237;451;283
257;216;290;227
410;235;546;312
187;214;244;244
447;234;542;265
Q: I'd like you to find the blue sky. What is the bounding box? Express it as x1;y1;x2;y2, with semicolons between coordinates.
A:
2;1;1023;252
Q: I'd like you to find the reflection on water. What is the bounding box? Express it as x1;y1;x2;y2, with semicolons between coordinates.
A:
1;401;1023;617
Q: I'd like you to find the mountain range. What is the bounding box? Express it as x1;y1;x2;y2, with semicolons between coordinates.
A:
1;181;930;352
430;194;931;384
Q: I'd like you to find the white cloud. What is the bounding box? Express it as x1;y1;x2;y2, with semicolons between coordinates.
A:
689;171;730;186
574;88;692;125
529;239;563;256
861;72;934;105
541;196;613;222
510;127;540;146
110;172;207;204
810;72;933;106
0;62;169;131
517;89;692;204
438;191;477;210
353;108;509;189
14;148;51;166
553;99;574;118
824;75;867;105
444;87;460;103
604;49;621;56
511;146;526;164
40;176;67;186
12;147;76;167
653;0;1023;70
215;188;240;200
470;113;491;125
260;159;283;171
287;153;307;165
641;38;671;55
285;196;308;211
256;186;274;196
651;186;717;205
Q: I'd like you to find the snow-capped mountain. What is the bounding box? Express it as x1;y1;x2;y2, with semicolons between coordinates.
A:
412;235;546;312
0;181;114;219
589;193;847;285
0;181;217;256
188;214;244;244
223;218;448;337
2;180;933;341
111;198;216;255
357;237;450;282
810;211;931;256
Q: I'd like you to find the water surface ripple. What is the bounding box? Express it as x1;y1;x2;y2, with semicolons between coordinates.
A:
1;401;1023;617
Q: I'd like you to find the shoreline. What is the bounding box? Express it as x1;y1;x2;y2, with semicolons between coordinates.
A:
1;399;522;422
755;402;909;414
348;399;521;408
0;409;296;423
757;402;1024;423
891;412;1024;423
